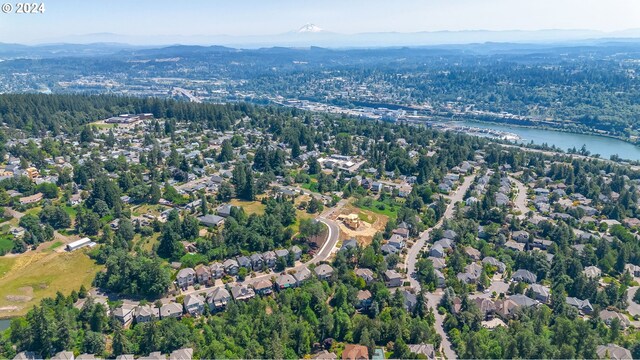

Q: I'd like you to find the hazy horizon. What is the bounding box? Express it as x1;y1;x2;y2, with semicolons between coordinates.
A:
1;0;640;45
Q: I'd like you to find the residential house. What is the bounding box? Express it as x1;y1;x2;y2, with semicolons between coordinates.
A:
134;305;158;323
231;284;256;301
275;249;289;261
113;304;135;327
176;268;196;289
160;302;183;319
388;234;405;249
625;264;640;277
236;256;251;270
429;244;445;258
392;228;410;238
407;344;436;360
275;274;297;290
342;344;369;360
294;267;312;285
528;284;550;303
207;287;231;311
262;251;277;268
434;270;446;288
599;310;631;328
290;245;302;260
566;297;594;314
223;259;239;275
434;238;454;250
315;264;334;280
596;344;632;360
442;229;458;240
512;269;537;284
381;244;399;255
356;290;373;309
51;351;75;360
216;204;235;217
473;298;497;319
250;253;264;271
183;294;206;316
429;257;446;270
401;290;418;312
13;352;37;360
210;262;225;279
198;214;225;228
584;265;602;279
512;230;530;243
384;270;403;288
340;239;358;251
465;246;482;261
311;351;338;360
169;348;194;360
355;268;374;283
253;279;274;295
195;265;211;285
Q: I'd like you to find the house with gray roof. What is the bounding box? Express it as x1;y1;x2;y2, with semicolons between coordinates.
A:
384;270;403;288
183;294;205;316
223;259;239;275
176;268;196;289
253;279;274;295
250;253;264;270
512;269;537;284
290;245;302;260
566;296;594;314
355;268;374;283
275;274;297;290
528;284;550;303
207;287;231;311
429;244;445;258
596;344;632;360
231;284;256;301
197;214;225;228
294;267;312;284
160;302;183;319
134;305;159;323
314;264;334;280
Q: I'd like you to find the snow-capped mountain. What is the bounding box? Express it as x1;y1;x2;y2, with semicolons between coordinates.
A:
297;24;324;33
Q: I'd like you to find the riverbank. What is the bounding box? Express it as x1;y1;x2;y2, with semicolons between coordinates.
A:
416;118;640;162
453;117;639;147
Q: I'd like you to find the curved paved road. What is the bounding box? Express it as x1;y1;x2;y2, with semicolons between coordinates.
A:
405;173;476;360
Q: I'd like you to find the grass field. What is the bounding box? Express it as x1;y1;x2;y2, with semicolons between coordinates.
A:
353;198;398;222
62;205;77;220
0;251;102;317
45;241;64;252
230;199;266;215
0;235;13;254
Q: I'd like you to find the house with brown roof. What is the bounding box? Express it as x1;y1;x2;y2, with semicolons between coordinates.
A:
342;344;369;360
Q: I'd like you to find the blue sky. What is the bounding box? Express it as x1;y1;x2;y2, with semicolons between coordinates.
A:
1;0;639;44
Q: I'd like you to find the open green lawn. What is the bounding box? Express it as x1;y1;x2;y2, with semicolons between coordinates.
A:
45;241;64;252
24;207;42;216
62;205;77;220
0;235;13;254
353;198;398;221
0;251;102;317
230;199;266;215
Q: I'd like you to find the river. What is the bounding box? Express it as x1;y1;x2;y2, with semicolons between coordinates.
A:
452;120;640;161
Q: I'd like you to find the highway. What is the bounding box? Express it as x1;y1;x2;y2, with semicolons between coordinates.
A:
404;173;476;360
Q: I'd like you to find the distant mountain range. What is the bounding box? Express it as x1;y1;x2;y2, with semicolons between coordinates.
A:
15;25;640;49
1;25;640;60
